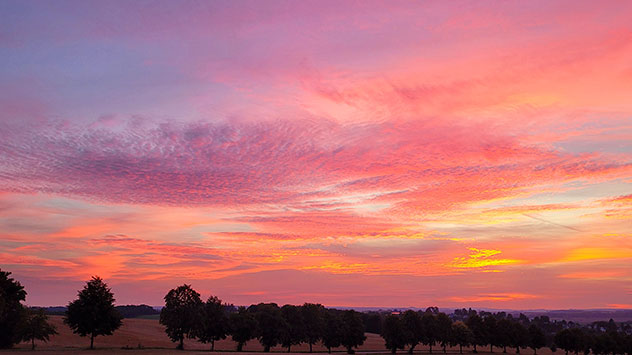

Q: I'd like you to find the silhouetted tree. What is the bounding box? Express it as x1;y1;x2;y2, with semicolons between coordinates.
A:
281;305;304;352
323;309;343;353
555;328;584;355
422;312;438;353
194;295;230;351
363;312;383;334
426;306;439;314
484;315;500;352
0;269;27;348
528;325;546;355
436;312;453;353
340;310;366;354
466;313;486;353
382;314;407;354
401;310;423;354
591;333;611;355
497;318;514;353
302;303;325;352
511;321;530;354
115;304;160;318
250;303;286;352
20;308;58;350
451;321;473;354
230;306;258;352
159;284;203;350
64;276;122;350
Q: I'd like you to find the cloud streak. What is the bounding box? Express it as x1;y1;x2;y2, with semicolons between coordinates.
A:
1;0;632;308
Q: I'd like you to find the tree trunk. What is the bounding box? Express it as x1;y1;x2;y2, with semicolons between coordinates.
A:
533;349;537;355
392;348;397;354
211;340;215;352
178;336;184;350
32;337;35;350
490;345;494;353
516;347;520;354
503;346;507;353
237;342;243;352
90;333;95;350
460;344;463;353
310;343;313;353
474;344;477;353
409;343;417;354
288;345;291;353
264;345;270;352
443;344;447;353
430;344;433;353
347;346;354;354
328;346;332;354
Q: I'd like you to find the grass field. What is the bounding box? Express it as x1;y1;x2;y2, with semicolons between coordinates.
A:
2;316;556;355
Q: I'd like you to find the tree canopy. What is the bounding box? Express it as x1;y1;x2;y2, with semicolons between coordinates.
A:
230;306;258;352
64;276;122;349
0;269;27;348
340;310;366;354
159;284;203;350
382;314;407;354
193;295;231;351
20;308;58;350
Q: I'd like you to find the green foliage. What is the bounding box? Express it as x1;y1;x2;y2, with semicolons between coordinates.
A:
159;284;203;350
0;269;27;348
322;309;343;353
382;314;407;354
193;295;230;351
20;308;58;350
64;276;122;349
230;306;258;352
340;310;366;354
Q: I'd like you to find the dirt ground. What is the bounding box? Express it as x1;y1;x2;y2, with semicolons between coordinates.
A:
2;316;557;355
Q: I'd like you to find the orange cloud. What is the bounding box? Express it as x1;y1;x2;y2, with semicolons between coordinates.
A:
449;248;521;270
449;293;539;303
607;304;632;309
563;248;632;262
558;271;624;280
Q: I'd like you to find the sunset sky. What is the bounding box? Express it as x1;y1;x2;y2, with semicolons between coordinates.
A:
1;0;631;309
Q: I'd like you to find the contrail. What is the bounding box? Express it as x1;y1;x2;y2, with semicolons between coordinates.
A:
522;213;582;232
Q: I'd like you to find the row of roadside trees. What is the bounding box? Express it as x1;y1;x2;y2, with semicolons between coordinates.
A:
381;308;548;354
160;284;366;353
378;308;632;355
2;270;631;354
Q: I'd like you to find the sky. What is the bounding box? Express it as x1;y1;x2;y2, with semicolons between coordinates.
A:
1;0;631;309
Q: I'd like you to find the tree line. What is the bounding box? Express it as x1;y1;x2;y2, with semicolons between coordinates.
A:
159;284;366;353
378;308;632;355
1;269;631;354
